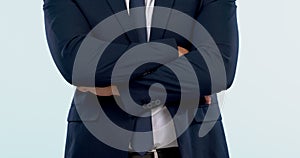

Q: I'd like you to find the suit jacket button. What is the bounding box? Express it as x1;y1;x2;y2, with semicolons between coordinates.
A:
155;99;161;106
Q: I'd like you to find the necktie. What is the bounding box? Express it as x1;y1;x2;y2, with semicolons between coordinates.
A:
129;0;153;155
130;0;147;42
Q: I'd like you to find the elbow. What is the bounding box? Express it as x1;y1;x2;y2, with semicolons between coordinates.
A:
56;63;74;86
223;48;239;90
226;75;235;90
58;54;76;86
48;50;74;86
59;56;112;87
225;65;237;90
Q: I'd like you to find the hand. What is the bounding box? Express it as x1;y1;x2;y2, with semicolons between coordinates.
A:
77;85;120;96
178;46;189;57
204;96;211;105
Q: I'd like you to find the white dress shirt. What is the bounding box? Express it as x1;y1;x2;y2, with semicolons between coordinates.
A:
125;0;179;151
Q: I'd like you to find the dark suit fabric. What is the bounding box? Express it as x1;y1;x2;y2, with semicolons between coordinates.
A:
43;0;239;157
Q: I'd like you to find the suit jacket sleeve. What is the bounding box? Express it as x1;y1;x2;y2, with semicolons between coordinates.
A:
43;0;178;87
120;0;239;105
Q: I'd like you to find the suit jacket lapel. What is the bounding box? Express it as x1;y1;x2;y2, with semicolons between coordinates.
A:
106;0;175;42
150;0;175;41
105;0;138;42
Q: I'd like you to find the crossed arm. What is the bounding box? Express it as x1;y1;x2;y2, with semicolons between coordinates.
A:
75;45;188;94
77;46;212;104
76;46;188;94
44;0;238;105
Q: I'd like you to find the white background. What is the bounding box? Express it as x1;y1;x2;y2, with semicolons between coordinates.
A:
0;0;299;157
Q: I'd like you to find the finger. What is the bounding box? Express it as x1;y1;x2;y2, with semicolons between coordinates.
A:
111;85;120;96
204;96;212;105
78;86;114;96
77;87;89;92
95;87;113;96
178;46;189;54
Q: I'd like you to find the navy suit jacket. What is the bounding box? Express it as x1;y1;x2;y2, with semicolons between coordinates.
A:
43;0;238;157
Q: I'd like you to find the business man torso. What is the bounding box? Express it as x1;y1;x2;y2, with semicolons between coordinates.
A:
43;0;239;157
